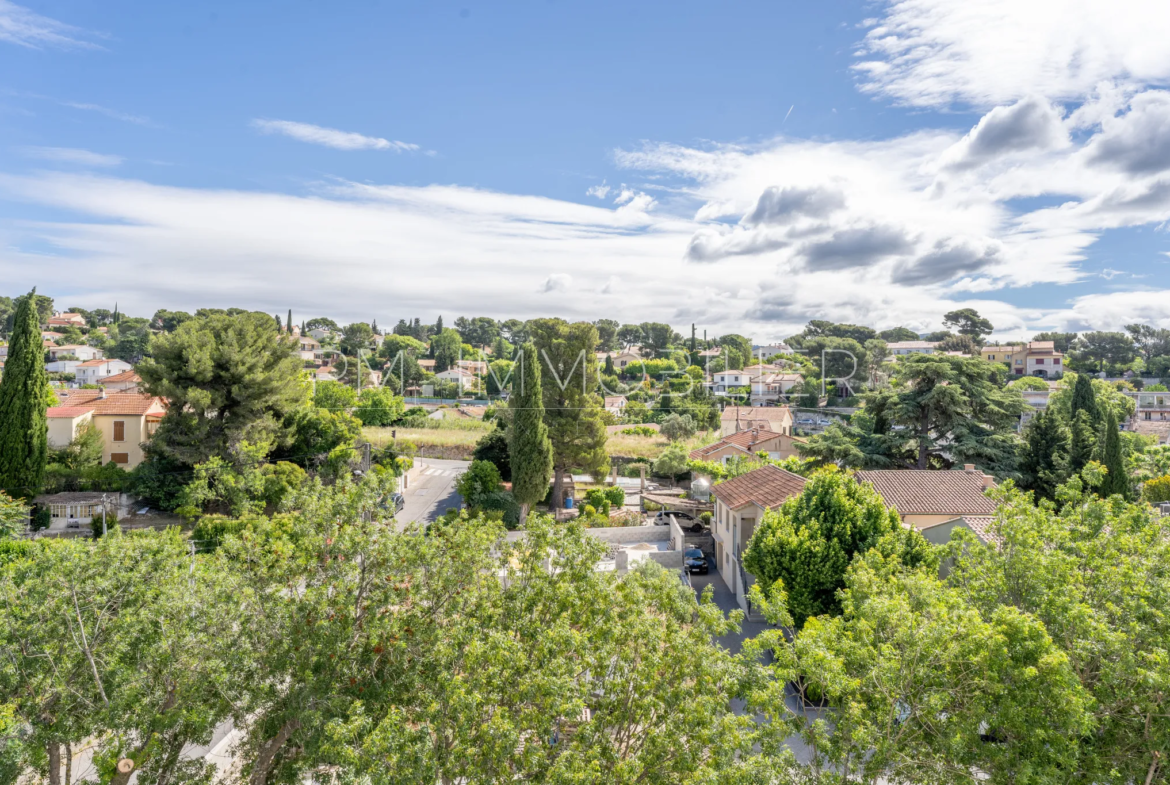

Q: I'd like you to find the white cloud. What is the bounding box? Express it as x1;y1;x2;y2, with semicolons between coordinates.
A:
586;182;610;200
63;102;152;126
19;146;122;167
251;119;420;152
854;0;1170;108
0;0;101;49
540;274;573;293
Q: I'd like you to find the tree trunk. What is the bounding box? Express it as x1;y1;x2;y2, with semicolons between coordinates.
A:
917;412;930;469
518;502;530;527
64;742;71;785
551;468;564;513
250;718;301;785
47;742;61;785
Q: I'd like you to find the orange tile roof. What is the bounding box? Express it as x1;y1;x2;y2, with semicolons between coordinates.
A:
689;428;805;460
46;406;94;419
54;389;165;416
710;465;807;510
720;406;792;424
101;370;141;384
855;469;997;516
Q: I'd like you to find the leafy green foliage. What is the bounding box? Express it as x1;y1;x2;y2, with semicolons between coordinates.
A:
0;491;27;539
138;311;307;466
659;412;697;441
742;468;934;628
507;343;553;520
354;386;405;426
455;459;502;509
1018;411;1068;501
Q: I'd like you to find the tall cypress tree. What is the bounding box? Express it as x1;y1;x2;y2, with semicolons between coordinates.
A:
1097;410;1129;499
1070;373;1100;427
0;289;49;500
1018;411;1067;502
508;343;553;525
1067;409;1096;476
287;309;293;334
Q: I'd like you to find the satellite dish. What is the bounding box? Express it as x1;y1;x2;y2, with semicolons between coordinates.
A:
116;759;134;774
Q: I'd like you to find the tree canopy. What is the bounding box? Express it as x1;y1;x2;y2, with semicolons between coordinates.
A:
0;289;49;500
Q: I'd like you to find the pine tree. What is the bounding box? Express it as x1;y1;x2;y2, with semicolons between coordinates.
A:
0;289;49;500
1019;411;1068;502
508;343;553;525
1097;410;1129;499
1067;409;1096;476
1070;373;1099;428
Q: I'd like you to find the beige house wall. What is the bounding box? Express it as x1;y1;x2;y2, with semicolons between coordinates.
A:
47;412;93;449
712;498;767;613
91;414;150;468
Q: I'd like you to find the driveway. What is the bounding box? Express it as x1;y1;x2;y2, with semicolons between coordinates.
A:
692;559;818;765
397;458;468;527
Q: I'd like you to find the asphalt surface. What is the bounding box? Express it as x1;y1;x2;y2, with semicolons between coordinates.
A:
397;458;469;527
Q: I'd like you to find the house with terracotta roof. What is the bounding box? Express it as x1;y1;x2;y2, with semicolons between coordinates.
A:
689;427;806;465
436;367;476;390
719;405;794;436
101;370;142;393
53;389;166;468
46;406;96;448
980;341;1065;377
75;358;133;386
46;312;86;329
709;465;807;615
604;395;627;416
856;466;998;541
48;344;103;362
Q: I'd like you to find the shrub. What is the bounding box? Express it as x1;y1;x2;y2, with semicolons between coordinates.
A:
699;511;713;526
659;413;697;442
478;490;521;529
604;486;625;507
652;444;689;478
1143;474;1170;504
620;425;658;437
456;460;503;509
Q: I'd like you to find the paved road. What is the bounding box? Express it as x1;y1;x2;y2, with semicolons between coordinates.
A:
397;458;468;527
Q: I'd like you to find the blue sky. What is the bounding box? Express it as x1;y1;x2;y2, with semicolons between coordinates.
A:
3;0;1170;340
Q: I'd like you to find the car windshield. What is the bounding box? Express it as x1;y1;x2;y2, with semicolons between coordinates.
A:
685;549;704;558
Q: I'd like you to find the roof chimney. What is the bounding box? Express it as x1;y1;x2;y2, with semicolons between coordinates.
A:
963;464;976;473
99;387;107;399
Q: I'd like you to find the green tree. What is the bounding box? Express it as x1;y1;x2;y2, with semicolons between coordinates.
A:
593;318;619;352
651;443;688;478
948;477;1170;784
884;353;1027;472
378;333;427;360
312;379;358;411
150;309;193;333
354;386;405;427
430;327;462;372
1070;331;1137;372
1032;331;1078;354
138;312;307;466
1069;371;1100;426
529;319;609;508
877;326;919;342
455;459;503;509
1097;409;1129;498
659;412;696;442
942;307;994;341
1018;411;1068;501
1067;409;1096;477
0;289;49;500
339;322;375;357
507;343;553;523
746;552;1091;784
742;468;933;628
0;491;27;538
472;422;511;481
1124;323;1170;363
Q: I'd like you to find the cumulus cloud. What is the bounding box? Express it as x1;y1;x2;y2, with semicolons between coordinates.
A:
1085;90;1170;174
251;119;420;152
586;182;611;200
540;273;573;293
799;225;915;271
854;0;1170;108
939;97;1068;170
0;0;101;49
19;146;122;167
742;185;845;226
892;239;1001;284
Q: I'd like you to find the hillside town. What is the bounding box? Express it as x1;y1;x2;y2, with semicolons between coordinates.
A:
1;291;1169;783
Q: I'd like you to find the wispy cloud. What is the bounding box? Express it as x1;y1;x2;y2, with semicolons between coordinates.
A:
251;119;420;152
0;0;102;50
63;101;152;125
19;146;122;167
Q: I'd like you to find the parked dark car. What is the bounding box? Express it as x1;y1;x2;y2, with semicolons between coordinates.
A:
684;548;709;575
380;492;405;516
654;510;695;525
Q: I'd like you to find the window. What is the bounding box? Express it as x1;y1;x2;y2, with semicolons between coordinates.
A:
1015;359;1023;365
1054;358;1061;365
111;453;129;464
1035;359;1044;365
113;420;125;441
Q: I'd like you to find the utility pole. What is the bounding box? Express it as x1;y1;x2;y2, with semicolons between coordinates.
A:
101;493;107;537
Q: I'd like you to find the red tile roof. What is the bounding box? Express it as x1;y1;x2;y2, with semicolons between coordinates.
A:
689;428;804;460
710;465;807;510
101;370;141;384
855;469;997;516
